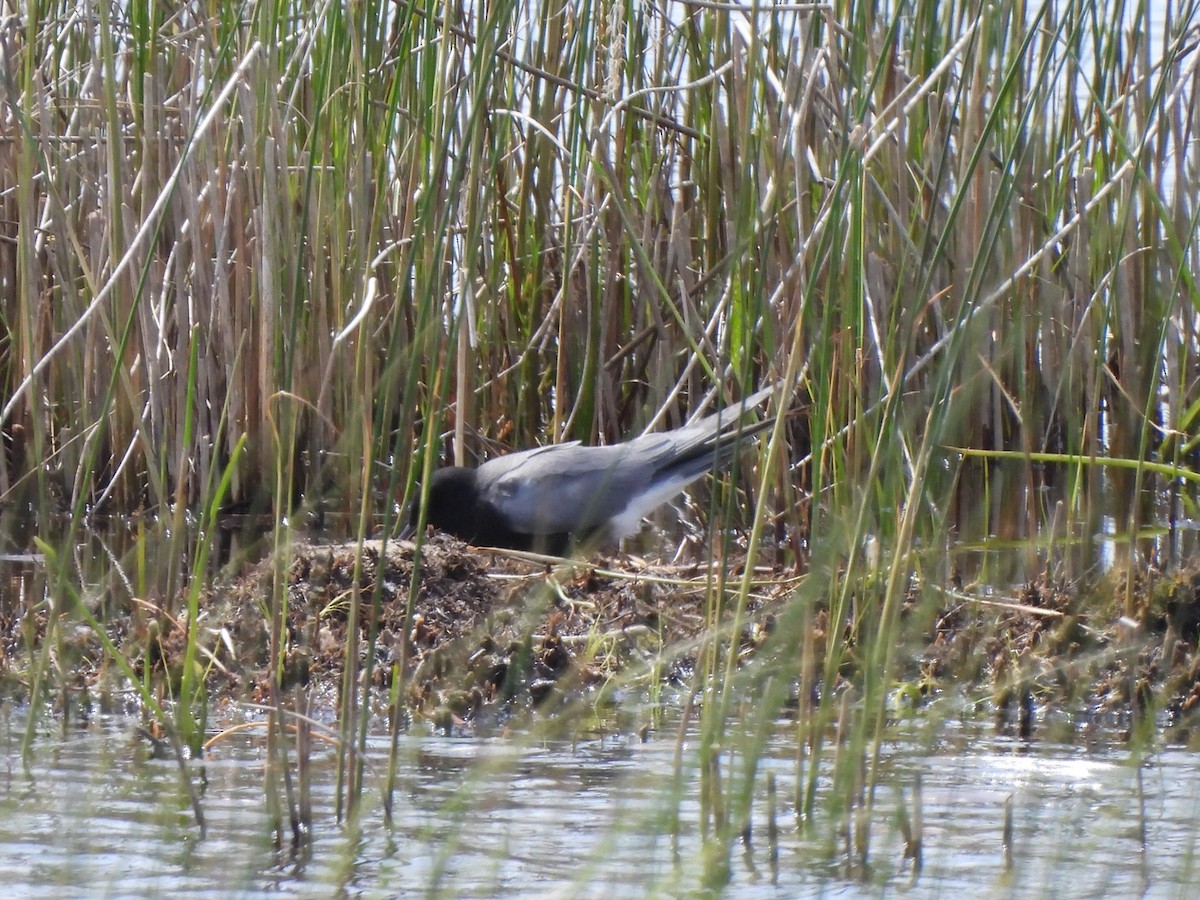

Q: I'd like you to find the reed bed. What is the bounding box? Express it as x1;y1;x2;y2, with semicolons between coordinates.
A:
2;0;1200;890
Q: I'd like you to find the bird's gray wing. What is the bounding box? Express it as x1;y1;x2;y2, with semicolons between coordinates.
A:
477;442;661;535
473;386;775;537
675;382;777;442
624;384;776;469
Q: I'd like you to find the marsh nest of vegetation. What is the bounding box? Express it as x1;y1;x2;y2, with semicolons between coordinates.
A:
7;538;1200;740
191;534;795;730
189;539;1200;739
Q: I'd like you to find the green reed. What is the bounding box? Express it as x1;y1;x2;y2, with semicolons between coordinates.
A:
2;0;1200;889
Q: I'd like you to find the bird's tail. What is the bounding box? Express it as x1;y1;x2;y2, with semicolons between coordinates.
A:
683;382;778;438
657;384;778;482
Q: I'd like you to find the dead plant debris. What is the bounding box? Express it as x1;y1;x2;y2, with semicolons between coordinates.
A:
4;537;1200;739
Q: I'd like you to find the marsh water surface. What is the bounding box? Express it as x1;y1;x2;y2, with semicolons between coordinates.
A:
0;706;1195;897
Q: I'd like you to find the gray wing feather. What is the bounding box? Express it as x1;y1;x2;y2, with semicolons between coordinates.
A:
476;385;775;536
678;382;777;438
479;442;661;535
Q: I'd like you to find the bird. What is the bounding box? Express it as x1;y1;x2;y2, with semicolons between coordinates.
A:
400;384;777;554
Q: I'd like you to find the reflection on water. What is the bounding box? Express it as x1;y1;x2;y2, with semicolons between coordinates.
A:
0;707;1196;897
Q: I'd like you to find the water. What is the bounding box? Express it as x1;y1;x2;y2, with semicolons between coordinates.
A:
0;707;1196;898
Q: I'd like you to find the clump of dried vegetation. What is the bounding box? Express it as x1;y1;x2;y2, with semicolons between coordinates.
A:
2;0;1200;885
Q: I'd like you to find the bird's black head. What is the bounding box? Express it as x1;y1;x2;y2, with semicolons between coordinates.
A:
402;467;482;543
402;466;568;552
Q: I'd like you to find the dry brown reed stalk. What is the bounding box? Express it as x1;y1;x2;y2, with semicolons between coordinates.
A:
3;4;1200;857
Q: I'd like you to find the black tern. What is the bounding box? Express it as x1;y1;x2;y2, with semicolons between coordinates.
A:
401;384;777;554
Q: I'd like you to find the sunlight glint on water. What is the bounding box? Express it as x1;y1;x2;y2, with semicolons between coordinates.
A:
0;711;1196;896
